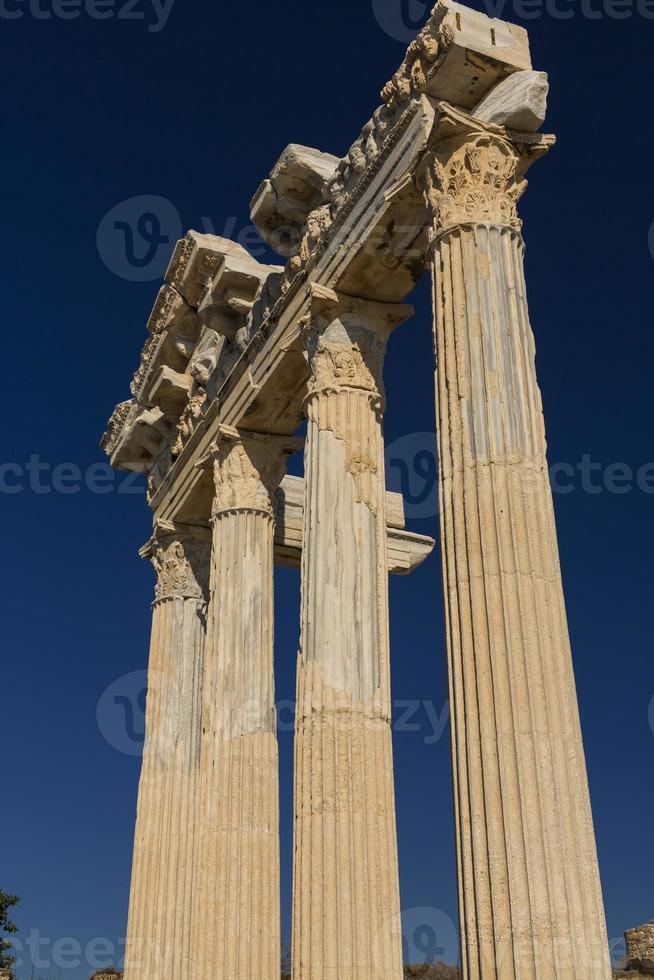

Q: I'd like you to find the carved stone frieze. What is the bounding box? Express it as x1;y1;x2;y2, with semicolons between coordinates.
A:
130;329;196;400
250;144;340;257
103;0;549;504
197;251;283;339
381;13;455;111
245;96;427;343
278;204;334;297
146;366;192;416
147;446;173;503
171;392;206;458
165;231;250;309
102;400;135;457
381;0;531;113
187;329;224;389
147;284;200;339
103;404;172;473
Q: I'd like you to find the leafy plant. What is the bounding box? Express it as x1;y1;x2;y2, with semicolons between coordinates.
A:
0;892;20;976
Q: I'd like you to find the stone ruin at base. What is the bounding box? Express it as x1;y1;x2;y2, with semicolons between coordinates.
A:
616;922;654;978
102;2;621;977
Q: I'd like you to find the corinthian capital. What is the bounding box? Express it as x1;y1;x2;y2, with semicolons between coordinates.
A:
141;522;211;603
305;284;413;400
418;103;554;238
210;426;302;518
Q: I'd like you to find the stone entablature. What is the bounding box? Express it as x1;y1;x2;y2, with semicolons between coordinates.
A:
250;144;341;257
102;232;283;490
102;0;542;510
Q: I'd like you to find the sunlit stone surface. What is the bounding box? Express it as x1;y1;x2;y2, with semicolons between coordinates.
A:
102;2;611;977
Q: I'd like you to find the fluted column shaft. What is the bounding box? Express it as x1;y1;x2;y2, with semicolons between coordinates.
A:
421;119;611;979
292;288;411;980
193;428;298;980
123;526;210;980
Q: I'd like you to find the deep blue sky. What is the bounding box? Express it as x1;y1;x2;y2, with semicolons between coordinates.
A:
1;0;652;976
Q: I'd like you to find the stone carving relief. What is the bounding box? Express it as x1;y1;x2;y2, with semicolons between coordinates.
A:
245;100;419;342
188;329;223;389
381;16;454;111
172;392;205;458
148;283;178;334
103;5;544;493
148;529;210;603
102;400;134;457
421;133;527;233
211;431;300;518
307;340;382;397
130;329;196;401
282;204;334;293
147;447;172;503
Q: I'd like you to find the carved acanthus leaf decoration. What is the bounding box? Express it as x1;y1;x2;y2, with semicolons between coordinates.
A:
212;432;300;518
308;342;381;397
422;134;527;233
149;531;210;602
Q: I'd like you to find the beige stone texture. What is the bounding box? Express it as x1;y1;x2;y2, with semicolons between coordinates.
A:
274;473;435;575
622;922;654;975
101;4;614;978
192;430;299;980
251;144;341;256
420;107;611;979
122;525;210;980
292;288;412;980
472;69;549;132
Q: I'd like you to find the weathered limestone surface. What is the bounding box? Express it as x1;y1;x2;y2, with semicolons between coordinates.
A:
292;286;411;980
420;104;611;978
251;144;341;256
101;3;613;977
122;526;210;980
275;473;436;575
617;922;654;976
473;69;549;132
192;429;299;980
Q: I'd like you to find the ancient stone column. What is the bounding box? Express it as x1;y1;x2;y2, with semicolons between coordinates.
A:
123;523;210;980
420;111;612;978
292;286;411;980
193;427;299;980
